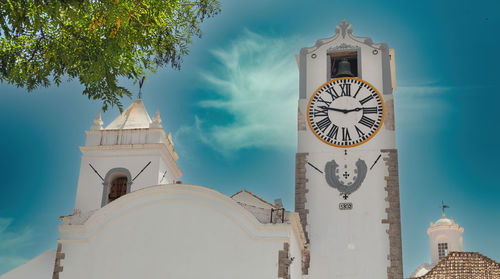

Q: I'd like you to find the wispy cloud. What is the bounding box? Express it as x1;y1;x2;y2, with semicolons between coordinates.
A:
183;30;301;153
398;84;453;97
0;218;33;275
395;84;456;129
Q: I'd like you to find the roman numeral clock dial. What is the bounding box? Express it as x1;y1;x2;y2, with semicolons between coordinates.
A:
307;77;385;147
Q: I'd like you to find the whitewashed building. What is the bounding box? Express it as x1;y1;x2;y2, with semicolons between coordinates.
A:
1;20;405;279
408;210;500;279
0;99;307;279
410;212;465;277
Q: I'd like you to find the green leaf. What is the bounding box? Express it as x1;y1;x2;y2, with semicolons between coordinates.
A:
0;0;220;111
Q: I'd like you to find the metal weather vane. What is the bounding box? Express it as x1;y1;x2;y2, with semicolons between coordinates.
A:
441;200;450;215
138;76;146;99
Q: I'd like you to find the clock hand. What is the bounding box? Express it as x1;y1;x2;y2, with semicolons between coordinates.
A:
319;106;363;114
318;106;349;113
345;107;363;113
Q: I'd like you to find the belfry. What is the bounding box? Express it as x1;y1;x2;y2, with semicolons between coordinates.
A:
295;19;402;279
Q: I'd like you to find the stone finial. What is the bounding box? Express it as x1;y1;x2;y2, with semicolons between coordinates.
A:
150;109;162;128
168;132;174;146
90;112;103;130
335;18;353;38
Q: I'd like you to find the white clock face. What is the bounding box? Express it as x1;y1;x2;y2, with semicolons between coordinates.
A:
307;77;385;147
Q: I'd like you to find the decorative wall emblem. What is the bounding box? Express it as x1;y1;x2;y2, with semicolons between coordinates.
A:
324;159;367;194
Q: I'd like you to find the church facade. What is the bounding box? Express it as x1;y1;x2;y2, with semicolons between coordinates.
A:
1;20;406;279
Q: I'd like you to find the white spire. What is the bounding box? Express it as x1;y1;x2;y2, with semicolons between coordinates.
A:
90;112;103;130
105;99;152;130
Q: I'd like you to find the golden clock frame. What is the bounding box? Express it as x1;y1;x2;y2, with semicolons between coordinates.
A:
306;77;386;148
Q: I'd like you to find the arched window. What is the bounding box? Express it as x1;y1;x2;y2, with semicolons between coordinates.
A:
102;168;132;207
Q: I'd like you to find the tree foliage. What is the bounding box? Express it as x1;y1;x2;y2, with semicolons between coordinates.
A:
0;0;220;110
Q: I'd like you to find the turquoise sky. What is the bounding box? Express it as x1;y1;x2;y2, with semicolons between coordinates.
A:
1;0;499;276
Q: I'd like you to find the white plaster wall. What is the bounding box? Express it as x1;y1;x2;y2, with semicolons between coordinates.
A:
429;227;463;265
298;31;396;279
303;149;390;279
74;149;168;213
74;123;182;214
158;158;175;184
85;129;168;146
288;230;304;279
0;250;55;279
60;185;297;279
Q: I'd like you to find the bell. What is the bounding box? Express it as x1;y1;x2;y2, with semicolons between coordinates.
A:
334;58;354;77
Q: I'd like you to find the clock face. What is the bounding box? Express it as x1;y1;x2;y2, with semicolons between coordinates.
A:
307;77;385;147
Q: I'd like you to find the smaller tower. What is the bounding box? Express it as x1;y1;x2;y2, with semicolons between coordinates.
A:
427;212;464;265
73;99;182;214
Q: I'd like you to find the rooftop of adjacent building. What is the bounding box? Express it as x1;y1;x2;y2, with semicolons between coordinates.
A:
411;252;500;279
231;189;292;224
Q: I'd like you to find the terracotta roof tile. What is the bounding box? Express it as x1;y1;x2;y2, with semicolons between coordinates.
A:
413;252;500;279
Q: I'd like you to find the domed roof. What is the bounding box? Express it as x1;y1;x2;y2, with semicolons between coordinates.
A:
433;217;453;226
427;213;464;234
429;213;456;227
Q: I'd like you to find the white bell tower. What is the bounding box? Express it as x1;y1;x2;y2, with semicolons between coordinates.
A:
295;20;402;279
73;99;182;216
427;213;464;265
409;209;465;277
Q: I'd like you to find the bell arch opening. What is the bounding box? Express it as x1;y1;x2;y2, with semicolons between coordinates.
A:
328;50;359;79
102;168;133;207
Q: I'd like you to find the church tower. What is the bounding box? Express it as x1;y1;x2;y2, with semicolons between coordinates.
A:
427;213;464;265
73;99;182;215
409;209;465;277
295;20;402;278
